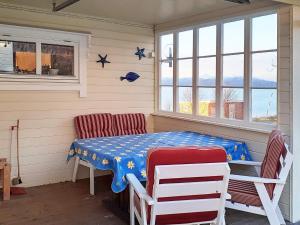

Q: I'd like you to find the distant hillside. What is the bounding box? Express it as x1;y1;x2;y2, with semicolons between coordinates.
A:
161;77;276;88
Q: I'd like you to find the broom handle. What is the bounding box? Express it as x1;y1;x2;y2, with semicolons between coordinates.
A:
16;119;20;177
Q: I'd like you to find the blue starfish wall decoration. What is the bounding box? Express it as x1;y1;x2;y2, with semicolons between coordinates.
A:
135;47;146;60
97;54;110;68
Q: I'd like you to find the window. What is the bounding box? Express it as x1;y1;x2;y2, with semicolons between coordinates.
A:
159;34;173;111
0;40;36;74
0;24;89;97
251;14;277;124
222;20;245;120
177;30;193;114
158;12;278;127
41;44;74;76
198;25;217;117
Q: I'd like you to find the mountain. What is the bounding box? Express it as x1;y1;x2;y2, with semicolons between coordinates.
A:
161;77;276;88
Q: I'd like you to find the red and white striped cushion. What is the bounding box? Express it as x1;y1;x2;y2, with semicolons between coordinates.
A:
74;113;115;139
228;130;286;207
261;130;281;174
260;130;286;199
113;113;147;136
228;180;262;207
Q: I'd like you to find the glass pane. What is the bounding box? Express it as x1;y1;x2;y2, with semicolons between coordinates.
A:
198;88;216;117
252;52;277;88
198;25;216;56
223;54;244;87
178;59;193;86
223;20;244;54
178;30;193;58
252;89;277;124
160;34;173;60
160;86;173;112
41;44;74;76
223;88;244;120
252;14;277;51
178;87;192;114
0;40;36;74
160;61;173;85
198;57;216;86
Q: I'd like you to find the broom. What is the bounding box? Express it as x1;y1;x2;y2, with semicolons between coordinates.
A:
11;119;22;185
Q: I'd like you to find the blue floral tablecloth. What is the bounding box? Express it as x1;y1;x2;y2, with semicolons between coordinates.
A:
67;131;252;193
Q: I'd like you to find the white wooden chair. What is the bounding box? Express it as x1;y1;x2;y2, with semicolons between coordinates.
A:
226;130;293;225
127;146;231;225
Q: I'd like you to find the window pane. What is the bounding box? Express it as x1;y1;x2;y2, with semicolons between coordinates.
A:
198;57;216;86
198;88;216;117
223;54;244;87
160;61;173;85
178;87;192;114
178;59;193;86
252;52;277;88
160;34;173;60
223;20;244;54
178;30;193;58
160;86;173;111
252;89;277;124
0;40;36;74
252;14;277;51
41;44;74;76
198;25;216;56
223;88;244;120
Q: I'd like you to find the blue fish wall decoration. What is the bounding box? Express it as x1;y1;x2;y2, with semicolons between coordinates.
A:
120;72;140;82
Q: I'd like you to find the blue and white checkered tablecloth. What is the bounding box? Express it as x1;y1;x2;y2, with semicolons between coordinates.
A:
67;131;252;193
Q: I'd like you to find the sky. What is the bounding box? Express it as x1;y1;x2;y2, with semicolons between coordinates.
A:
160;13;277;84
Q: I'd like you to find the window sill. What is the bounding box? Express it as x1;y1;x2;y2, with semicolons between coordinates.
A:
152;112;276;134
0;74;78;82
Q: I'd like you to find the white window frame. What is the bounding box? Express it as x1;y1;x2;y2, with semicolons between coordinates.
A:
156;10;278;131
0;24;90;97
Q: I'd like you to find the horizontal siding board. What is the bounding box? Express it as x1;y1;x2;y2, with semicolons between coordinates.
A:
0;3;155;190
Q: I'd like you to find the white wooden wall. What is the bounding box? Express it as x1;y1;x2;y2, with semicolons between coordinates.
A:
290;5;300;223
0;5;154;187
153;4;293;221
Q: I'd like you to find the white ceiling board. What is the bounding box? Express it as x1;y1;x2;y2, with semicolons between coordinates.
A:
0;0;269;25
272;0;300;5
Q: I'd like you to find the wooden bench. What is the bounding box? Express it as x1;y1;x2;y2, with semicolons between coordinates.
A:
0;158;10;201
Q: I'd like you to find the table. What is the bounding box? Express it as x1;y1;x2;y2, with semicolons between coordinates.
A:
67;131;252;193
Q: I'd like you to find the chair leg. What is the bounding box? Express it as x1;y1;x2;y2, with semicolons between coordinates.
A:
89;166;95;195
275;206;286;225
72;156;80;182
129;185;135;225
222;216;226;225
255;183;281;225
215;215;225;225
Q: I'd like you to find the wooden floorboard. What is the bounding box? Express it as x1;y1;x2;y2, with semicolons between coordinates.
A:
0;176;294;225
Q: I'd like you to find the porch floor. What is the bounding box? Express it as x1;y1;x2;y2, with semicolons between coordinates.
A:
0;176;292;225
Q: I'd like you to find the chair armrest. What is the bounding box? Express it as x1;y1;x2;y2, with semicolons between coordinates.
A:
229;160;262;167
230;174;285;184
126;173;154;205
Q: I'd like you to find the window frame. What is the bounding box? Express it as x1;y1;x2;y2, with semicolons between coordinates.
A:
156;10;278;131
0;24;89;97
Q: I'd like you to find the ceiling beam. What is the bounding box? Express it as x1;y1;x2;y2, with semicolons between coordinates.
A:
271;0;300;6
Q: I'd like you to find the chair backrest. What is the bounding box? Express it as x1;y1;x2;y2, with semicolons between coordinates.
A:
113;113;147;136
146;146;230;225
74;113;115;139
260;130;293;200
